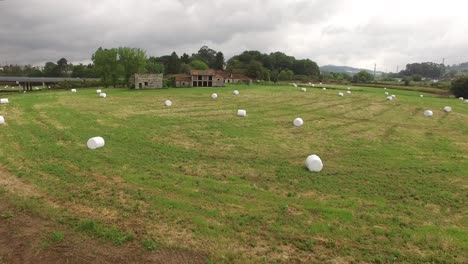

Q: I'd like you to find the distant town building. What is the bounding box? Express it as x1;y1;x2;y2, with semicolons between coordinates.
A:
131;73;163;89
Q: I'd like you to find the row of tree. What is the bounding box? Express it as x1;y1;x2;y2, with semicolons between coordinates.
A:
0;46;322;84
226;50;320;81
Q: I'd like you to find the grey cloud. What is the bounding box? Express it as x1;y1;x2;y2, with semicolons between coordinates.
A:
0;0;467;69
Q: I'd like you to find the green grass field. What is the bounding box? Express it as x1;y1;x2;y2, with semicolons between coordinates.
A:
0;84;467;263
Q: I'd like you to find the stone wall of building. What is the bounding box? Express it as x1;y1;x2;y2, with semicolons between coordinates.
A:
133;74;163;89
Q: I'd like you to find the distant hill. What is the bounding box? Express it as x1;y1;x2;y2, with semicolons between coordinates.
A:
320;65;384;75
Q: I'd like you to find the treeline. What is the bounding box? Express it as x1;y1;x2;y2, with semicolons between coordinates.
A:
399;62;445;79
0;45;321;85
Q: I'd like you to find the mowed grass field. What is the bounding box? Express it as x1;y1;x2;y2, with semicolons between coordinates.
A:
0;84;467;263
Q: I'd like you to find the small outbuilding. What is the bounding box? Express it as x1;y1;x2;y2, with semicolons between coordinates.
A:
131;73;163;89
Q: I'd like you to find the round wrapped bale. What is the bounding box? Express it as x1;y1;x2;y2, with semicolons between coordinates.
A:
347;87;351;90
424;110;433;117
347;91;351;94
233;90;239;95
71;89;77;93
293;118;304;127
391;94;396;98
385;92;389;95
322;87;326;90
386;96;394;101
443;106;452;112
87;137;105;150
0;98;9;104
301;88;307;92
211;93;218;99
459;97;464;100
465;99;468;103
237;109;247;117
96;89;102;94
384;87;387;90
305;155;323;172
164;100;172;107
99;93;107;98
0;116;4;125
293;83;297;87
420;94;424;98
338;92;344;97
312;84;315;87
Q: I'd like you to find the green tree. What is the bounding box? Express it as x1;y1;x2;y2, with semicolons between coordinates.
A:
146;57;164;73
92;47;122;87
189;59;209;70
451;76;468;97
352;70;374;83
214;52;225;70
180;63;191;74
167;52;181;74
43;62;60;77
278;70;294;81
192;46;217;68
117;47;147;87
180;53;191;64
57;58;68;77
246;61;263;79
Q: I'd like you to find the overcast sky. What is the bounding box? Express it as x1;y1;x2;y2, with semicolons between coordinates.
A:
1;0;467;71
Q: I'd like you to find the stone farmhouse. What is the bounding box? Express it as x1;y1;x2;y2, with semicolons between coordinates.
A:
131;73;163;89
168;70;252;88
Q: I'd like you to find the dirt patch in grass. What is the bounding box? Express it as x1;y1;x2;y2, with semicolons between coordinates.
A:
0;198;208;264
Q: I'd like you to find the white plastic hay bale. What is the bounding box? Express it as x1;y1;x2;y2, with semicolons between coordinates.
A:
305;155;323;172
293;83;298;87
237;109;247;117
420;94;424;98
233;90;239;95
319;82;323;85
347;87;351;90
391;94;396;98
87;136;105;150
293;118;304;127
0;116;4;125
164;100;172;107
443;106;452;112
465;99;468;104
385;92;389;95
338;92;344;97
322;87;326;90
99;93;107;98
386;96;394;101
424;110;433;117
347;91;351;94
71;89;77;93
0;98;9;104
312;84;315;87
384;87;387;90
211;93;218;99
301;88;307;92
96;89;102;94
459;97;464;100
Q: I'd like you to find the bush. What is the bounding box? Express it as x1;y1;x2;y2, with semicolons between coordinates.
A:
451;76;468;97
412;75;422;82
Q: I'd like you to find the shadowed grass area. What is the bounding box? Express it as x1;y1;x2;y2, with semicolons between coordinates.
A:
0;84;466;263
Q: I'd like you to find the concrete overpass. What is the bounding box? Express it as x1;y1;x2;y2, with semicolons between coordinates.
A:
0;76;100;91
